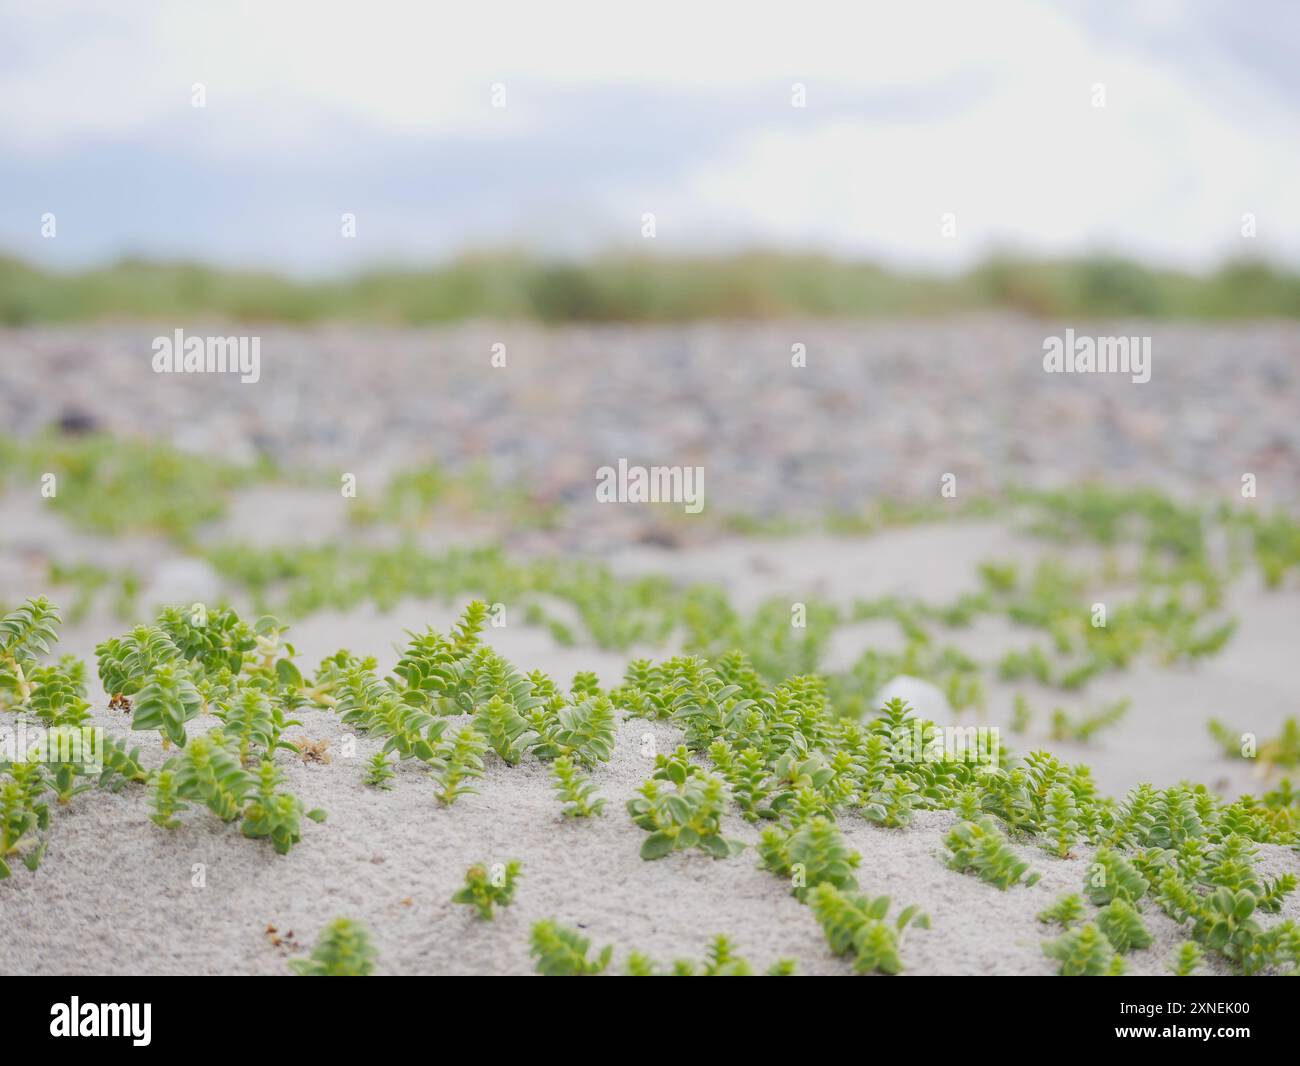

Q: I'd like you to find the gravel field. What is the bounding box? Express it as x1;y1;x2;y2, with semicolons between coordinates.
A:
6;317;1300;532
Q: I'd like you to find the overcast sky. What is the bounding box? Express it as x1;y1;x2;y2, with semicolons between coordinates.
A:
2;0;1297;274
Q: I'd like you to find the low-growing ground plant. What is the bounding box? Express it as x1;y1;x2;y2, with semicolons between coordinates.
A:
42;726;96;804
944;817;1041;889
998;645;1054;686
1042;922;1124;976
82;606;328;848
452;860;521;919
535;696;616;765
130;662;203;748
149;768;187;829
25;660;91;727
473;694;537;765
147;729;324;853
1146;786;1205;849
2;567;1295;981
709;741;782;822
209;541;697;651
977;530;1240;689
551;755;604;818
96;608;302;751
1169;940;1204;976
861;772;920;828
97;737;149;792
1095;898;1153;954
727;954;790;976
161;732;252;823
1140;831;1300;973
1043;785;1081;858
1188;888;1273;970
289;917;377;976
215;687;301;761
1085;847;1148;906
1049;700;1130;743
0;597;61;710
5;433;260;544
624;935;793;976
187;484;1253;736
1010;693;1033;734
300;603;553;805
1232;508;1300;589
0;777;47;878
627;752;745;860
808;883;929;974
1209;716;1300;774
433;726;486;806
1037;893;1087;927
756;816;860;901
530;919;612;976
241;758;326;854
365;751;396;789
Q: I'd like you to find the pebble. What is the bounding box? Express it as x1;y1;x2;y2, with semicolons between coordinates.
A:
874;675;952;722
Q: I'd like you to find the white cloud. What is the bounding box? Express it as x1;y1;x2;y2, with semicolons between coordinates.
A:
1;0;1295;268
656;9;1300;267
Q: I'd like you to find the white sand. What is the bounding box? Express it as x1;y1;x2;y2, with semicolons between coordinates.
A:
4;703;1296;976
2;508;1298;975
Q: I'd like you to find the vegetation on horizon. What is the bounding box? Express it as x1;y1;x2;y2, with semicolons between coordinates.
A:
4;250;1300;325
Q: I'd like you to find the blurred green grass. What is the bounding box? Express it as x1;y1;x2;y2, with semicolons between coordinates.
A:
3;250;1299;324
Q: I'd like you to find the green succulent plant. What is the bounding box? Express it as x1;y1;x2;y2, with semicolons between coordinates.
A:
551;755;604;818
452;860;522;919
756;816;860;901
240;758;326;854
290;918;377;976
944;817;1041;890
1169;940;1204;976
808;883;929;975
365;751;396;790
433;726;486;806
1037;893;1087;928
530;920;612;976
1042;922;1124;976
1095;898;1153;954
627;767;745;861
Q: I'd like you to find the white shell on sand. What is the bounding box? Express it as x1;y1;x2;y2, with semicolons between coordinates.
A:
873;675;951;722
